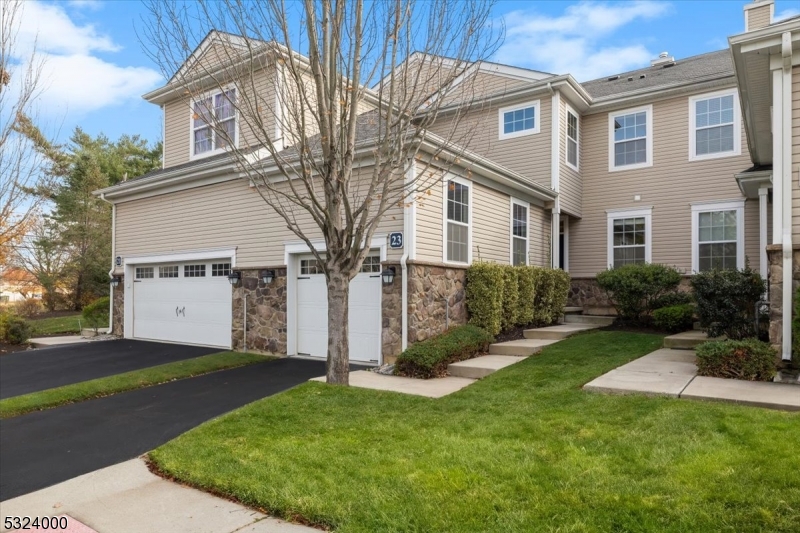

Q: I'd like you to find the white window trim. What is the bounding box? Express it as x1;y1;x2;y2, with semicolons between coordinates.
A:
606;207;653;268
189;86;239;161
498;99;541;140
688;89;742;162
509;197;529;266
608;104;653;172
565;103;579;172
442;175;473;265
690;199;745;273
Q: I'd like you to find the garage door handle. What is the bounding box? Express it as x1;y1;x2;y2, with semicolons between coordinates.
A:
181;307;185;317
297;277;310;280
369;275;380;278
175;306;179;317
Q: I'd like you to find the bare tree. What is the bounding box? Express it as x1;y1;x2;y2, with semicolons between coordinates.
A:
0;0;49;267
12;217;72;312
141;0;501;384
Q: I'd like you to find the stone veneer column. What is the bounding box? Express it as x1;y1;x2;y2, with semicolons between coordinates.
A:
232;269;287;354
766;245;800;351
381;261;403;363
111;281;124;335
406;262;467;344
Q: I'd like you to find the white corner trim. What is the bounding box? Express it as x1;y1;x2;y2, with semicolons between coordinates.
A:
687;88;742;162
550;91;561;192
509;197;530;265
690;199;745;273
606;207;653;268
607;104;654;172
498;99;541;140
442;174;473;265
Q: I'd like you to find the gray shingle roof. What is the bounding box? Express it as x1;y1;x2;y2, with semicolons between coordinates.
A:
581;49;733;99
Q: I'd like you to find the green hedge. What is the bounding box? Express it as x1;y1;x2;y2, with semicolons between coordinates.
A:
394;325;494;379
794;286;800;363
82;296;110;330
501;266;519;331
691;267;766;340
531;267;570;326
653;304;695;333
596;263;683;323
465;263;505;336
695;339;777;381
0;312;33;345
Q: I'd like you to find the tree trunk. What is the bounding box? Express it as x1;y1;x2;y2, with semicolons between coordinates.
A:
326;269;350;385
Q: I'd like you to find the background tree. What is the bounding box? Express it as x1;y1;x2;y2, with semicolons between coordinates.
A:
142;0;501;384
13;217;71;311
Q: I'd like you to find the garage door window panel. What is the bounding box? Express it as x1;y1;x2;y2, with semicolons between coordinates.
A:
212;263;231;277
360;255;381;273
159;266;178;278
184;264;206;277
135;267;154;279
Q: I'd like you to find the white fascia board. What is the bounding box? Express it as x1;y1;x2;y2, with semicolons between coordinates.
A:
124;248;238;267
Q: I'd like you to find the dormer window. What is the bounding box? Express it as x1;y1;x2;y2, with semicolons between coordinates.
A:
192;88;237;158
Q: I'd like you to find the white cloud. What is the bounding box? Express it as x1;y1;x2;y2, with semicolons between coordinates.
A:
9;1;161;116
774;7;800;22
495;1;672;81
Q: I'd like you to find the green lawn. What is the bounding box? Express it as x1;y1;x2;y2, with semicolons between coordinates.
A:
0;351;273;418
150;331;800;533
29;313;83;336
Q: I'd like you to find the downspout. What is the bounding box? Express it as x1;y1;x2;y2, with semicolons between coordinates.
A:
779;32;793;361
401;159;417;351
549;84;561;268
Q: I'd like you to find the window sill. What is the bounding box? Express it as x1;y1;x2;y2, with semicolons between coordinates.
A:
608;160;652;173
688;150;741;162
498;128;540;141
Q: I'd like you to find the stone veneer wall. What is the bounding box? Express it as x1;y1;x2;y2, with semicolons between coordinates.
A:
111;281;124;335
407;262;467;344
232;268;287;354
568;276;692;315
766;245;800;351
382;262;403;362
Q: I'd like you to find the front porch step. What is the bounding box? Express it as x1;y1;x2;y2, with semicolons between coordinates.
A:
489;338;558;356
448;355;526;379
523;323;600;340
562;314;615;327
563;306;583;314
663;330;720;350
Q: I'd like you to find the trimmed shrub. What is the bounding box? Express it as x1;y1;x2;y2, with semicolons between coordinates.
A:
465;262;505;336
691;267;766;340
394;325;494;379
596;263;683;322
501;266;519;330
653;304;695;333
82;296;110;331
652;291;693;310
515;266;537;326
695;339;777;381
0;312;33;344
793;286;800;364
531;268;570;326
14;298;43;318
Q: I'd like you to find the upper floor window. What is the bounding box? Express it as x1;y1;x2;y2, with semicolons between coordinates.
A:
689;90;741;161
608;105;652;171
511;199;528;266
498;100;540;139
444;178;471;264
566;107;579;170
691;200;744;272
607;207;652;268
192;89;236;158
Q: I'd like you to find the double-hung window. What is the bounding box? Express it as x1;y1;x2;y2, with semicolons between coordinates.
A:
498;100;540;139
566;108;579;170
689;90;740;160
511;199;528;266
192;88;237;157
444;178;471;264
607;208;652;268
609;105;652;171
691;200;744;272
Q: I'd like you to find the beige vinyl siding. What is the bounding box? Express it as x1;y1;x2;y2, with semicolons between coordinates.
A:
569;87;755;277
414;172;549;265
163;66;278;169
428;96;552;189
559;98;582;217
746;6;771;31
792;67;800;240
115;172;404;267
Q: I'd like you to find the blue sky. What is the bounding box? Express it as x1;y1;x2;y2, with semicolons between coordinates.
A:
13;0;800;148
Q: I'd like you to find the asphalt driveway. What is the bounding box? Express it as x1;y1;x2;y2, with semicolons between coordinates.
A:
0;339;218;399
0;357;326;500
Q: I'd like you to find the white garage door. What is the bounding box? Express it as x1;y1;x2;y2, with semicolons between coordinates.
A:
132;260;232;348
296;255;382;364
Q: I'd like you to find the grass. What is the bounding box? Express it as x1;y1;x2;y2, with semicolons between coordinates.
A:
29;313;83;336
149;331;800;533
0;351;273;418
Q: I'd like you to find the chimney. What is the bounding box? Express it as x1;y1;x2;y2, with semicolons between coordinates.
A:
650;51;675;67
744;0;774;32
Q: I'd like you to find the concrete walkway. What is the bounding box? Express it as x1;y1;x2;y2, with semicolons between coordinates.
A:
584;348;800;411
0;458;317;533
310;370;474;398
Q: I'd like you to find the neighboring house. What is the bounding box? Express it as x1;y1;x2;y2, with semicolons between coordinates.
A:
0;269;42;303
95;0;799;364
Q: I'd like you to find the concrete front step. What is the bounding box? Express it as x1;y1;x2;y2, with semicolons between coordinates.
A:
663;330;720;350
564;306;583;314
523;323;600;340
563;314;615;327
448;355;526;379
489;338;557;356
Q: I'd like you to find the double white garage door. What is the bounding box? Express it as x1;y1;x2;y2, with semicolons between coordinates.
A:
129;255;381;362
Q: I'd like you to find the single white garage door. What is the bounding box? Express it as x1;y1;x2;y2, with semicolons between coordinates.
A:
132;260;233;348
296;255;382;364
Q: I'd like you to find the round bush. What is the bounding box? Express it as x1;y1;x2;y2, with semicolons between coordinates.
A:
596;263;682;323
695;339;776;381
0;312;33;344
690;267;765;340
652;304;695;333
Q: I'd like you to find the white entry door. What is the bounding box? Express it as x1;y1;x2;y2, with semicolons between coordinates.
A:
296;255;382;363
131;261;233;348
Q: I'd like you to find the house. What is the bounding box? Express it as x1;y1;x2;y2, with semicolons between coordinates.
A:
0;268;42;303
95;0;799;364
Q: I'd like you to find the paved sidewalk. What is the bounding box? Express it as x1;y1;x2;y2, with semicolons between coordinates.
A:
311;370;475;398
0;458;317;533
584;348;800;411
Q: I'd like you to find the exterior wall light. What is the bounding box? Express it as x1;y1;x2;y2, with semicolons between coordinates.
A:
381;266;396;286
227;271;242;286
260;269;275;285
110;275;122;288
